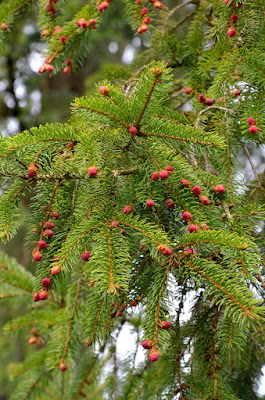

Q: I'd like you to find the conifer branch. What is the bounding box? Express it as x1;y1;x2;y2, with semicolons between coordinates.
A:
39;182;59;242
176;330;197;361
134;137;161;168
141;131;223;147
13;0;32;15
15;157;28;170
234;344;253;396
0;263;32;292
56;225;97;269
167;388;181;400
46;30;80;65
74;104;129;129
60;266;82;364
39;386;60;399
70;180;79;219
167;182;190;211
162;0;195;31
85;297;104;344
33;143;57;164
216;59;242;92
7;137;71;151
225;111;233;199
256;273;265;291
0;292;30;299
22;372;44;400
119;222;159;245
112;166;141;177
184;260;257;319
210;311;220;397
107;227;115;289
74;358;98;400
154;264;171;346
135;76;159;128
175;291;185;399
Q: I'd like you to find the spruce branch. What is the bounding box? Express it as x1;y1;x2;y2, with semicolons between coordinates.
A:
183;259;258;319
70;179;79;220
107;226;115;290
74;103;129;129
175;291;185;399
210;310;220;397
225;110;233;199
15;157;28;170
59;266;82;365
134;137;161;168
13;0;32;14
112;166;141;177
74;357;98;400
22;372;45;400
135;75;159;128
141;130;224;147
6;137;71;151
85;297;104;345
154;264;170;347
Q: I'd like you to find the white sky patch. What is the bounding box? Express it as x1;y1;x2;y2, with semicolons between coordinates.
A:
4;93;16;109
182;100;193;112
116;322;146;365
23;24;36;35
30;90;42;115
132;37;141;48
122;45;135;64
6;117;20;134
109;41;119;54
28;51;44;73
14;78;27;100
0;79;9;91
18;100;27;108
258;366;265;395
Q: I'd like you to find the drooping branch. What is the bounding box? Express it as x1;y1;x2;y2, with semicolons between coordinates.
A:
60;266;82;364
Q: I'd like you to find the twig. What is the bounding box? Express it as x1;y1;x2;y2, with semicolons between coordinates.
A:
112;166;141;177
168;10;197;34
162;0;195;35
13;0;32;14
195;106;236;129
70;179;79;220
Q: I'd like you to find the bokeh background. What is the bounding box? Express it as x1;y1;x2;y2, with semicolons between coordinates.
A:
0;1;264;398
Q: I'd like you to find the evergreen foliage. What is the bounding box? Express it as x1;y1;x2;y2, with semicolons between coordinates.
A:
1;0;265;399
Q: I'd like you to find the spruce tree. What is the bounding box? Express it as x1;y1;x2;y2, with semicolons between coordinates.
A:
1;0;265;399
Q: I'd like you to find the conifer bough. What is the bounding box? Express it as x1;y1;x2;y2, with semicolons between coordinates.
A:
1;0;265;399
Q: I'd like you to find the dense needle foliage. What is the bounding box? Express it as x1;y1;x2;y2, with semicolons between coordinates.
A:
1;0;265;399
